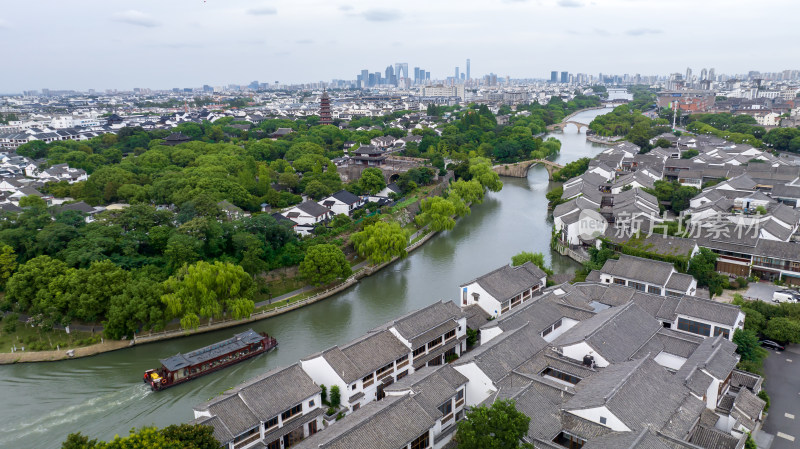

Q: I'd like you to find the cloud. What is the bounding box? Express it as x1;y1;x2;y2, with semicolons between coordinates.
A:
626;28;662;36
296;39;313;44
112;10;160;28
593;28;610;36
557;0;584;7
247;6;277;16
362;9;402;22
338;5;354;11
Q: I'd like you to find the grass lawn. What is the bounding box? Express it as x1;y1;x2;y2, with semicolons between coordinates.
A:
0;323;100;353
258;276;307;299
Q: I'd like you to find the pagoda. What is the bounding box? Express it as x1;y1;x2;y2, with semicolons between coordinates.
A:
319;90;332;125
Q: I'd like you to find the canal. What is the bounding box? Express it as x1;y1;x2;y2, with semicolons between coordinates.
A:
0;107;616;449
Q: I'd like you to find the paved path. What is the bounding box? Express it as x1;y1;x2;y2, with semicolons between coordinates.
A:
761;344;800;449
253;260;371;308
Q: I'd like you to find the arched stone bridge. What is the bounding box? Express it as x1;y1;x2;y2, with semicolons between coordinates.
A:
547;120;590;133
493;159;564;181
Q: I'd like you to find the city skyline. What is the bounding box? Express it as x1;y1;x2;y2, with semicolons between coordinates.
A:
1;0;798;92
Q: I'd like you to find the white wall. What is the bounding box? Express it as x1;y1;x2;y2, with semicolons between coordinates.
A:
461;282;500;317
453;362;496;406
560;342;610;368
543;318;578;343
480;326;503;345
567;407;631;432
300;357;348;406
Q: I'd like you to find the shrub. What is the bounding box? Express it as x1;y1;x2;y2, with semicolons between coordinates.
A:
445;353;459;363
466;328;478;347
320;384;328;405
329;385;341;408
326;407;336;416
758;390;770;412
3;312;18;333
735;277;748;289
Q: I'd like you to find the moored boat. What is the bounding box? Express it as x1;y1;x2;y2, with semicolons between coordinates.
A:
143;329;277;391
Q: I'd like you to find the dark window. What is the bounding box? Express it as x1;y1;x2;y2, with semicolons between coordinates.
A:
553;319;562;329
427;336;443;350
352;403;360;411
666;290;683;297
677;318;711;337
629;281;646;292
308;420;317;436
233;427;258;443
376;362;394;376
553;431;586;449
396;354;409;364
396;370;408;380
647;286;661;295
265;416;278;430
413;345;426;357
362;373;374;383
599;416;607;425
444;329;456;340
267;440;280;449
308;399;315;408
542;326;552;337
542;367;581;385
281;403;302;421
439;400;453;415
410;431;430;449
456;389;464;401
613;278;626;286
714;327;730;339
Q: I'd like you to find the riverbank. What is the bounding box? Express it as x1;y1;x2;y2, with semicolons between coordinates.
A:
586;135;623;145
0;226;442;364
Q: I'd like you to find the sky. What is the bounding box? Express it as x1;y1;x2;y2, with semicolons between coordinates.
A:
0;0;797;92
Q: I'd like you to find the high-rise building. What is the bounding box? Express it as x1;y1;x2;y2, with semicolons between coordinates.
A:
551;71;558;83
700;68;708;81
360;69;369;88
395;63;409;81
466;59;471;81
708;68;716;82
455;67;459;82
560;71;568;83
319;90;332;125
685;67;693;86
425;71;431;81
414;67;420;84
385;65;395;85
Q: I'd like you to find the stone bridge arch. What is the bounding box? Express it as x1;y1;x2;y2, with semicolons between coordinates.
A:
563;121;589;133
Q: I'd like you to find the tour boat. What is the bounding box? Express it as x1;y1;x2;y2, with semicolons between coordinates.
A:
143;329;277;391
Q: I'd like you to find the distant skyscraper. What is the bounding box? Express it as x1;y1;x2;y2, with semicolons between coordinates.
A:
466;59;471;81
700;68;708;81
361;69;369;88
551;71;558;83
319;90;332;125
385;65;394;82
414;67;420;84
685;67;693;86
560;71;568;83
394;63;409;81
708;68;715;82
455;67;459;82
425;71;430;81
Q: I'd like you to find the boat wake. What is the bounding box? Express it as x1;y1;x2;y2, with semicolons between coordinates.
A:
0;384;151;446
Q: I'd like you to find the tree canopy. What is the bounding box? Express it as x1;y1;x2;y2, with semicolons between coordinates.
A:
455;399;533;449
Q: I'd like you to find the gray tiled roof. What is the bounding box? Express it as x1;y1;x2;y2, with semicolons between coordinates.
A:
318;330;410;383
233;363;319;420
203;394;259;438
731;387;765;432
293;394;434;449
455;324;547;382
599;255;677;287
676;335;738;383
564;358;695;434
461;262;546;302
554;302;662;364
665;273;695;292
193;415;234;444
689;425;743;449
329;189;361;205
389;300;464;344
674;296;741;327
582;428;673;449
384;365;466;417
295;200;331;217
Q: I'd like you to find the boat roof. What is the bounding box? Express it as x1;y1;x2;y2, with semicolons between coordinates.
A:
160;329;264;372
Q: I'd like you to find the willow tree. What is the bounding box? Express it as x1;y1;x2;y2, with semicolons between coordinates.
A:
350;221;408;264
162;260;255;330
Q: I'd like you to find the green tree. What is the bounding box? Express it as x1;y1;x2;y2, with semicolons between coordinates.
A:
104;269;166;339
416;196;457;232
732;329;767;364
0;244;18;287
359;167;386;195
764;317;800;343
299;244;352;285
511;251;553;276
688;248;726;297
6;255;69;313
350;221;408;264
61;424;218;449
469;158;503;192
455;399;533;449
329;385;341;408
303;179;331;200
161;261;256;330
450;179;485;204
